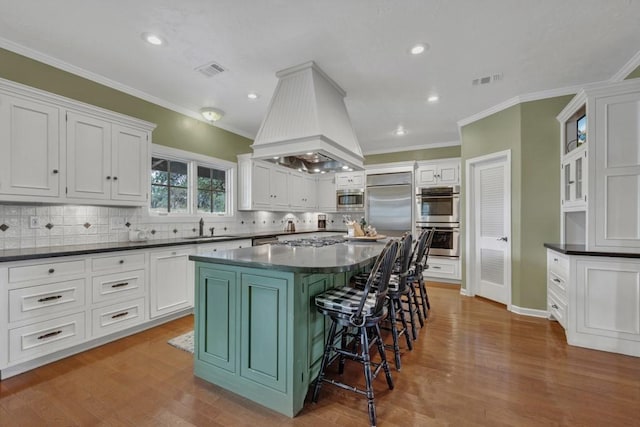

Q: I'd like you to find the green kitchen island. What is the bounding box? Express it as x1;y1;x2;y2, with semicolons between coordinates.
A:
188;240;386;417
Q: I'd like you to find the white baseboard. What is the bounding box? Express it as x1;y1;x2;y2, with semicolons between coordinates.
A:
510;305;548;318
459;287;473;297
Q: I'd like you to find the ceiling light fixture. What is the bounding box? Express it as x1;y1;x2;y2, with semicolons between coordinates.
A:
342;165;350;170
427;95;439;103
394;127;407;136
409;43;429;55
247;92;259;100
200;107;225;122
141;32;166;46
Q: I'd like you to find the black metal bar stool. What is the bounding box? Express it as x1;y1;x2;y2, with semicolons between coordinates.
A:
408;227;435;321
312;240;399;427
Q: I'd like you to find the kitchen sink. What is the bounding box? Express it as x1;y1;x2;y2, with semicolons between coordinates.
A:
183;235;239;241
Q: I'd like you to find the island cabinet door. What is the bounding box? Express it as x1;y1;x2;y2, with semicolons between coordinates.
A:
304;274;334;380
197;268;237;373
239;273;288;393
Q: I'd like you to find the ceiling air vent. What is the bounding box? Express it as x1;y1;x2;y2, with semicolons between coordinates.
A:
472;73;503;86
195;61;227;77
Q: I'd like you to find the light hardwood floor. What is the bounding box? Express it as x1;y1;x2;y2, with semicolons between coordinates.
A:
1;283;639;426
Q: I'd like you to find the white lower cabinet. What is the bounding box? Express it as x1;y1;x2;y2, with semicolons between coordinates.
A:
91;297;146;338
424;257;461;281
149;247;195;318
547;248;640;357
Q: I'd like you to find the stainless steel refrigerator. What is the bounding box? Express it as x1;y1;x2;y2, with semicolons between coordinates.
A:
366;172;413;237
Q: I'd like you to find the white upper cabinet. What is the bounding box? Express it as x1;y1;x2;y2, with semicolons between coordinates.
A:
317;174;336;212
557;78;640;252
289;171;317;210
238;155;291;211
415;160;459;187
0;78;155;206
0;94;60;198
66;112;111;200
111;124;149;202
335;171;364;189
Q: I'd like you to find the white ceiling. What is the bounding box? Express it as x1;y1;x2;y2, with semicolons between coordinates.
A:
1;0;639;154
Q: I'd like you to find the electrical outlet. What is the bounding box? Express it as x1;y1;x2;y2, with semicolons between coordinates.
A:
29;216;40;229
110;217;125;230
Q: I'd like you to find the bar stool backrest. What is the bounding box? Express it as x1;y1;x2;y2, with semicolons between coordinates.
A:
395;232;413;292
413;228;435;272
355;239;399;321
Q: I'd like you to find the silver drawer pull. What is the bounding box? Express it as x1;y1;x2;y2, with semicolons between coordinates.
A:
38;330;62;340
111;282;129;288
552;278;561;283
551;304;559;309
111;311;129;319
431;265;441;269
38;295;63;303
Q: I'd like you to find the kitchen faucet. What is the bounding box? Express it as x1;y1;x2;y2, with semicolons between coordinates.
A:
199;218;204;237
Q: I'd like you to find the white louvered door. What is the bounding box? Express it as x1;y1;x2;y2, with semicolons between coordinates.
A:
473;156;510;305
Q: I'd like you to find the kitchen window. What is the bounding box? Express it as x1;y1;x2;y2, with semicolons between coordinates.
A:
149;145;234;217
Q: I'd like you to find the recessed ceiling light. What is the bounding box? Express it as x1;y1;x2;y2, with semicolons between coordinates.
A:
409;43;429;55
313;168;321;173
141;32;166;46
320;171;327;174
306;152;314;155
247;92;259;100
342;165;350;170
394;127;407;136
272;156;279;160
427;95;439;103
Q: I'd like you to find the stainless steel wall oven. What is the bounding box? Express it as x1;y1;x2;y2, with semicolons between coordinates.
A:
416;222;460;257
337;189;365;211
416;185;460;223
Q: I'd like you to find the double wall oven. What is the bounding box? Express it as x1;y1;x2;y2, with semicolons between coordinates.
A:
416;185;460;257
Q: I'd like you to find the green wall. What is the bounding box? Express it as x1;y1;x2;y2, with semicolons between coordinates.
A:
460;96;572;310
625;64;640;80
0;48;252;162
364;145;461;165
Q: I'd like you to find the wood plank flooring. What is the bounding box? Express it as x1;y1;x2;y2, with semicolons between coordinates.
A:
1;282;639;426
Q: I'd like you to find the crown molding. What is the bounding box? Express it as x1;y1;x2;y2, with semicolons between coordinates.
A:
0;37;255;140
363;140;460;156
609;49;640;82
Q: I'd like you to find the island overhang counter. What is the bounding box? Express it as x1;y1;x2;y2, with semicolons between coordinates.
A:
188;241;386;417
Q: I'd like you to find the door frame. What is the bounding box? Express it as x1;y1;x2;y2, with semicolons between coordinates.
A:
464;149;512;309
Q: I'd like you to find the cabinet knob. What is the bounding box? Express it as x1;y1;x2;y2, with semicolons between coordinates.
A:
48;268;55;274
113;176;118;181
52;169;59;174
119;260;124;264
106;176;111;180
551;304;559;309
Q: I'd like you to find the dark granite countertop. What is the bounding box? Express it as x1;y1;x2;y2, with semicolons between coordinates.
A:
0;229;345;263
190;240;387;273
544;243;640;258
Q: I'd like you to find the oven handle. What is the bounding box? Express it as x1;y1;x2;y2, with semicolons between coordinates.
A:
416;194;459;199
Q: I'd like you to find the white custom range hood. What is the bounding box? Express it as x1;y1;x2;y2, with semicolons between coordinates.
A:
251;61;364;173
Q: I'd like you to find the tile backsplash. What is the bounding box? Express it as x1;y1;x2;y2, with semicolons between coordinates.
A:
0;204;355;250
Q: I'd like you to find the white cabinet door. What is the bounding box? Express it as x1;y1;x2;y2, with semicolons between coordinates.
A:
288;171;305;209
593;88;640;250
66;112;111;200
561;147;587;209
317;174;336;212
111;124;148;202
270;167;290;210
0;95;60;197
416;162;459;187
303;174;317;209
251;162;272;209
149;247;194;318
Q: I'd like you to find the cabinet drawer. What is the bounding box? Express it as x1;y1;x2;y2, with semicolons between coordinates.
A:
92;269;145;303
547;251;569;280
548;288;567;329
9;279;86;323
548;271;567;301
92;252;146;272
8;259;86;283
91;298;145;338
424;259;459;279
9;312;86;363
